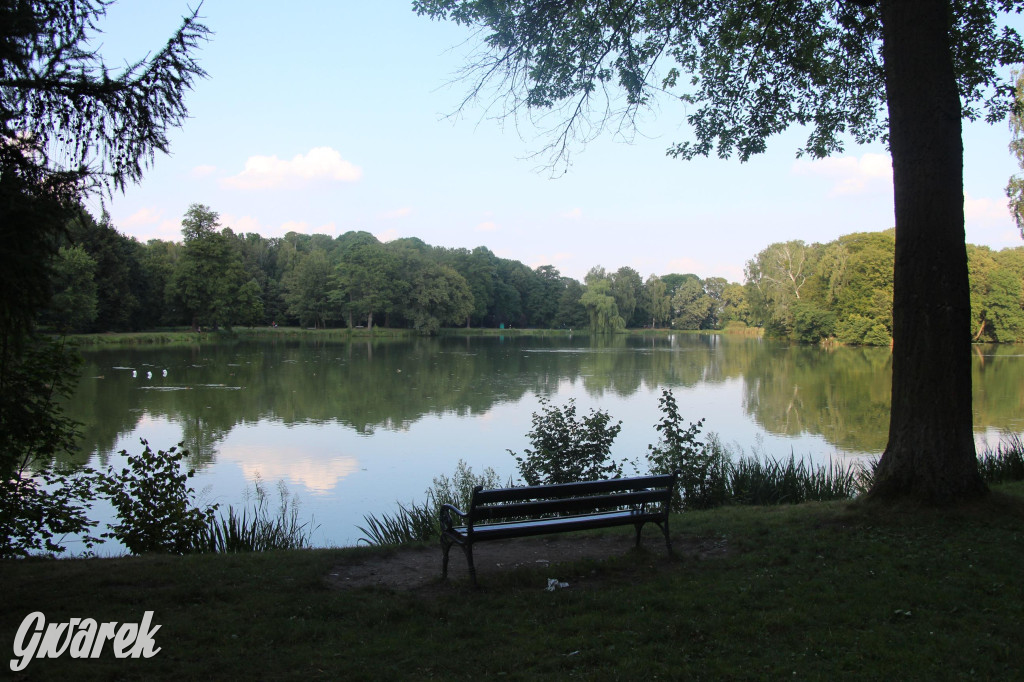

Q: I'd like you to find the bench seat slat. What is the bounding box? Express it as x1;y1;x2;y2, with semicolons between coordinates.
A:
473;474;675;504
471;489;669;521
450;509;664;542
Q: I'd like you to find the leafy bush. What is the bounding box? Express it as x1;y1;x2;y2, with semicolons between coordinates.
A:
837;314;891;346
97;440;217;555
510;397;624;485
791;303;837;343
836;314;875;345
0;336;100;557
646;389;729;510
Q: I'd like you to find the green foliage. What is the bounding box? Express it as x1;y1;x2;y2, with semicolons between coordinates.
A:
406;262;474;334
641;274;671;327
97;440;217;555
283;248;336;329
791;302;837;344
0;336;99;557
579;275;625;333
1008;69;1024;238
646;389;728;511
40;245;98;333
236;278;265;328
195;479;317;553
671;278;714;330
510;397;624;485
171;204;248;330
837;314;875;345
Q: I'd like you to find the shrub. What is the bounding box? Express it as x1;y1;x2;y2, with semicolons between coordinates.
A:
836;314;874;345
510;397;624;486
0;336;100;557
646;389;729;510
97;440;217;555
792;303;837;343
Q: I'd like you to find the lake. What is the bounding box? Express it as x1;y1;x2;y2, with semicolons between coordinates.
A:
64;333;1024;549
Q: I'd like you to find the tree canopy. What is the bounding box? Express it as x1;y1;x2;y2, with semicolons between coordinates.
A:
414;0;1024;504
0;0;209;556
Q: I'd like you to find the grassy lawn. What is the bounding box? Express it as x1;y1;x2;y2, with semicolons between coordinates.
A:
4;483;1024;680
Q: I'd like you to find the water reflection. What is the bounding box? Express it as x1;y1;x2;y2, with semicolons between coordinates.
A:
66;335;1024;465
63;335;1024;546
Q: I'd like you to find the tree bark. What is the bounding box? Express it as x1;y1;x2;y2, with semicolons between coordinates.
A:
870;0;987;503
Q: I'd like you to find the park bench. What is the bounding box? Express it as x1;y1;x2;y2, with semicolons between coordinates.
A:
440;472;679;584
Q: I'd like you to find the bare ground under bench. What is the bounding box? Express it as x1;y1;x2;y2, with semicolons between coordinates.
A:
325;532;729;592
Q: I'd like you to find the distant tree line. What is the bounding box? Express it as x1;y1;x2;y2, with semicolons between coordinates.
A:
745;230;1024;345
42;205;1024;344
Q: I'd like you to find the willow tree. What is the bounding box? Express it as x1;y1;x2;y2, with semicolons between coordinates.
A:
415;0;1024;503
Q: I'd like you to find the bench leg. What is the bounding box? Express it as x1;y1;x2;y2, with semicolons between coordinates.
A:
634;522;644;548
462;543;477;585
441;535;452;580
661;519;672;554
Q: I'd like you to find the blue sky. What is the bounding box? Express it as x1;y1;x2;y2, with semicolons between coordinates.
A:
92;2;1024;283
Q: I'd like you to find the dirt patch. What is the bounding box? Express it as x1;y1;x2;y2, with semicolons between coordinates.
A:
324;533;728;591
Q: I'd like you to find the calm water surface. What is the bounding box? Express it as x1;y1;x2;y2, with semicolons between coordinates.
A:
65;334;1024;549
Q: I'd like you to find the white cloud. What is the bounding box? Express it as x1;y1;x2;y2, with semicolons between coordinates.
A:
963;193;1021;248
792;153;893;196
964;193;1010;225
561;207;583;220
122;207;162;227
380;207;412;220
374;228;400;243
529;252;576;275
476;221;499;232
191;164;217;178
223;214;265;235
666;256;706;274
111;208;182;241
218;443;360;495
222;147;362;190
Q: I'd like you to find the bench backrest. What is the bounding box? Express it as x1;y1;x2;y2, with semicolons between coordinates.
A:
467;473;678;523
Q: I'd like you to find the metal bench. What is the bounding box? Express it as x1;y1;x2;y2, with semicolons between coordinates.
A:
440;472;678;584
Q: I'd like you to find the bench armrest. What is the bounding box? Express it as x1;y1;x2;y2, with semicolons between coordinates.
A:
439;503;469;531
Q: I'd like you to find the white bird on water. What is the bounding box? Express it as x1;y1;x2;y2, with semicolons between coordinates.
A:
132;370;137;378
147;371;152;380
162;369;167;377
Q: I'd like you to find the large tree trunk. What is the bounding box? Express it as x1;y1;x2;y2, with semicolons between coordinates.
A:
870;0;987;503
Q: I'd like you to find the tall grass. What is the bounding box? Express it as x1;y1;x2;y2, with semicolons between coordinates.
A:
728;454;861;505
356;500;438;547
194;479;317;553
977;434;1024;483
358;460;503;546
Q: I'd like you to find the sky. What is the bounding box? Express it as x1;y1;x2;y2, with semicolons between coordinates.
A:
89;2;1024;284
